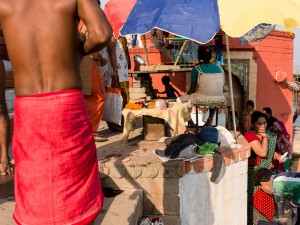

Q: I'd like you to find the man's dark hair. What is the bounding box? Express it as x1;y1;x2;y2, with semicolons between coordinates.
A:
198;46;212;63
253;168;273;186
263;107;272;116
246;100;254;107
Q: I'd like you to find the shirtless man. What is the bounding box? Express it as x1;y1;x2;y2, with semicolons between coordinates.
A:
0;0;112;224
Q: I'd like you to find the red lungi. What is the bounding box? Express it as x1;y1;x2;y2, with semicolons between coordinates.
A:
13;89;103;225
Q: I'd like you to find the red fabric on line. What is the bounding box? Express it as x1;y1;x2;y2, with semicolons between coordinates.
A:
13;89;103;225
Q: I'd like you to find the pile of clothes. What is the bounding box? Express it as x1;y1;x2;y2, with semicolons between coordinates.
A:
162;126;241;159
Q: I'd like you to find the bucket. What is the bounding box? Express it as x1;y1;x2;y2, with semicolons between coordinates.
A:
134;55;145;65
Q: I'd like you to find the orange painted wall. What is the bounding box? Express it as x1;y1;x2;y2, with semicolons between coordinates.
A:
249;31;294;136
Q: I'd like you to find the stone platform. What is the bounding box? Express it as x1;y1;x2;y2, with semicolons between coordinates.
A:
96;127;252;225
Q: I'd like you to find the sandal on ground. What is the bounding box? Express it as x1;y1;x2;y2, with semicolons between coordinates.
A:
94;136;108;142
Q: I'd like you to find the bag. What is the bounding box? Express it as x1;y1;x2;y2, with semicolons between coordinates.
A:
102;87;123;126
197;126;218;144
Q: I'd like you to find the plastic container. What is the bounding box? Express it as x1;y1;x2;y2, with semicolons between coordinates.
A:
134;55;145;65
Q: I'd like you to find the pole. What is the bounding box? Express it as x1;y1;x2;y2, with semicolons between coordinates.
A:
142;34;149;65
174;40;187;66
225;34;237;138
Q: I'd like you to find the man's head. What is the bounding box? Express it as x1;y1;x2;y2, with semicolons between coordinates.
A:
253;168;273;194
246;100;254;111
263;107;272;119
161;76;170;85
198;46;212;63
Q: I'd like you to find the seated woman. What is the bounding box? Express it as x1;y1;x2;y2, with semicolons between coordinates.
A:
244;111;286;224
177;46;226;126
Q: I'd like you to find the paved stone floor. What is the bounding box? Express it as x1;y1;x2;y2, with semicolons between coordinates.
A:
0;123;166;225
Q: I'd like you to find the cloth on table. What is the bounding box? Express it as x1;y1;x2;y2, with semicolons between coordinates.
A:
122;102;191;142
13;89;103;225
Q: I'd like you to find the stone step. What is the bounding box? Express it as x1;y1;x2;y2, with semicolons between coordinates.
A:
94;189;143;225
0;184;143;225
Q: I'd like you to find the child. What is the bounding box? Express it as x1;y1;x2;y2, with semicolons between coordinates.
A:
159;76;180;98
253;168;300;224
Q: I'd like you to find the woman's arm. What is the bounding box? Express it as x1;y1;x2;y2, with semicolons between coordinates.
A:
249;137;268;157
273;152;287;163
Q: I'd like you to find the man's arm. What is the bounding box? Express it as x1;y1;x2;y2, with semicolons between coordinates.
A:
0;60;12;175
78;0;112;55
107;36;119;81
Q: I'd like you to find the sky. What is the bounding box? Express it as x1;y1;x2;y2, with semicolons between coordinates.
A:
100;0;300;68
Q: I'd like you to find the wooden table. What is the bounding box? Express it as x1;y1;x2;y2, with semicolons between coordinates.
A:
122;102;191;142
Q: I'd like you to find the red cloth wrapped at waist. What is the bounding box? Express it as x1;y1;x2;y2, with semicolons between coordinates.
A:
13;89;103;225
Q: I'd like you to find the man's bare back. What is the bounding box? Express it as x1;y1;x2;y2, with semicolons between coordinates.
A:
0;0;112;96
0;0;112;223
0;0;111;179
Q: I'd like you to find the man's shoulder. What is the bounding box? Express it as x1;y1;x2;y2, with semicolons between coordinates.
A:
0;0;12;17
199;64;222;73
